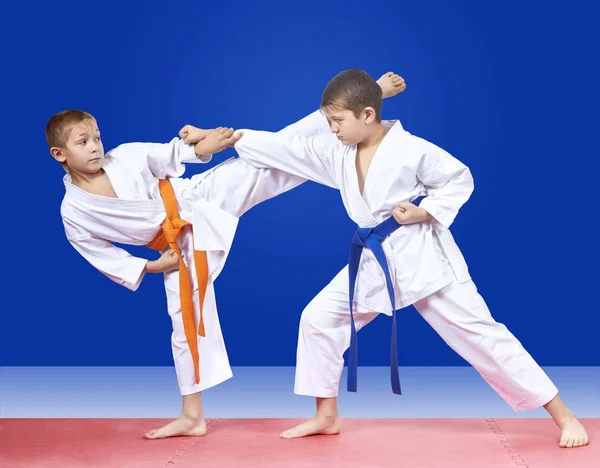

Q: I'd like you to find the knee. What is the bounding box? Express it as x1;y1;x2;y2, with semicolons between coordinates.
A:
299;300;328;336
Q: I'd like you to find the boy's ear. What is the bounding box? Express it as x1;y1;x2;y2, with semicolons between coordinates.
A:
50;147;66;163
363;107;377;124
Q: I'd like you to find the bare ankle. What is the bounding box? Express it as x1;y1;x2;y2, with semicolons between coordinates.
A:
180;393;203;423
316;411;338;422
555;412;577;427
543;395;577;426
180;412;203;424
315;397;338;420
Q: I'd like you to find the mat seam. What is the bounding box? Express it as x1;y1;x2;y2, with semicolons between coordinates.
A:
163;418;221;467
485;418;530;467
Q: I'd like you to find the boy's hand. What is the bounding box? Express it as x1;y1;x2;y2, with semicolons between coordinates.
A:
392;202;430;225
179;125;210;145
146;249;179;274
194;127;244;156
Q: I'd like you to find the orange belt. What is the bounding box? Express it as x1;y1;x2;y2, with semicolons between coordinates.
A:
146;179;208;385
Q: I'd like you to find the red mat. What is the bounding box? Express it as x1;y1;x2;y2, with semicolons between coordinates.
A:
0;418;597;467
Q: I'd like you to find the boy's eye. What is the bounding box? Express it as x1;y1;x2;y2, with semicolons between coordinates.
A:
78;140;86;145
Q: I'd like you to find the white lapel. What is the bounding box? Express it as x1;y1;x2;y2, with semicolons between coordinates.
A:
63;171;164;212
345;120;404;228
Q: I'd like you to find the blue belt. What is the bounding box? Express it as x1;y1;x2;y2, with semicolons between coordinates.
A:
347;197;424;395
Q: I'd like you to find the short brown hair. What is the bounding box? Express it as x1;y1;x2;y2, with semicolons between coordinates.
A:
45;110;96;149
320;69;382;121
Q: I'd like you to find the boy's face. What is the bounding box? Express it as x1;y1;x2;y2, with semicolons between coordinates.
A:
51;119;104;174
322;104;376;146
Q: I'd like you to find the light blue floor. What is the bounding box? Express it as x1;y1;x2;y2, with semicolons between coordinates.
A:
1;366;598;419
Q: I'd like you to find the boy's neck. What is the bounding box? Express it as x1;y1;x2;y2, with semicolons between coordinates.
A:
358;122;388;150
70;169;105;189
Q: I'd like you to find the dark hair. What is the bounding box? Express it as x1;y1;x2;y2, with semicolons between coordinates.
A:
321;69;382;120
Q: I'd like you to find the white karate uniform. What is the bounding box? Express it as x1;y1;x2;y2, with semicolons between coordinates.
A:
60;114;322;395
234;112;558;411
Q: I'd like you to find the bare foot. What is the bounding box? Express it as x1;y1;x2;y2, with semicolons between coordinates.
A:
544;394;589;448
558;417;589;448
280;415;341;439
144;416;207;440
377;72;406;98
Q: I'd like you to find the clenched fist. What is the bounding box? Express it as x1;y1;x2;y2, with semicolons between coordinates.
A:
193;127;243;156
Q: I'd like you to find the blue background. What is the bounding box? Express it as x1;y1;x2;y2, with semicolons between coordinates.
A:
1;0;598;367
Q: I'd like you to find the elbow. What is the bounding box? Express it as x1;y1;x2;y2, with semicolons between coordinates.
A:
462;167;475;197
468;170;475;194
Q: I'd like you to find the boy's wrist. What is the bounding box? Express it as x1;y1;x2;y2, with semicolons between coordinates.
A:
145;260;159;273
194;141;211;156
